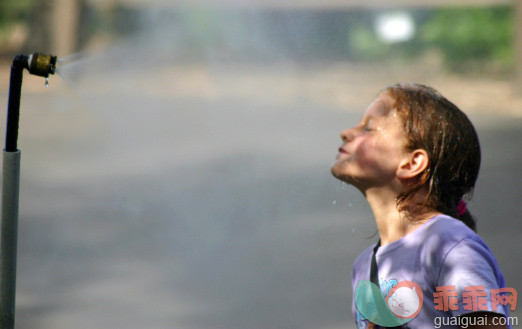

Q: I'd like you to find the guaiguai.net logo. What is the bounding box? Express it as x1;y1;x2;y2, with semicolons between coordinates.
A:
355;280;423;327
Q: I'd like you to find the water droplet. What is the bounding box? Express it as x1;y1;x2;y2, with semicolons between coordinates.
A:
341;182;347;190
348;203;352;207
352;228;356;233
45;78;49;88
332;200;337;205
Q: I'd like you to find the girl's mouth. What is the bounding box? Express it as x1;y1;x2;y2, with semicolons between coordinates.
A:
338;147;349;155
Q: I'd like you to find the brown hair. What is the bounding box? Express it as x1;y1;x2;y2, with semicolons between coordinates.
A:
383;83;481;231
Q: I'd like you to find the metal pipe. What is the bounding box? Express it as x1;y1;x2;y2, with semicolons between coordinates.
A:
5;53;56;153
5;55;28;153
1;53;56;329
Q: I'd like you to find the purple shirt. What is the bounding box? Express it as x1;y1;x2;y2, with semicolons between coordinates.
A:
352;215;512;329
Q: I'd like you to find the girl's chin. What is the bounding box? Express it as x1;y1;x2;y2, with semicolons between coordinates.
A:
330;168;363;190
330;163;344;179
330;167;352;183
330;161;352;179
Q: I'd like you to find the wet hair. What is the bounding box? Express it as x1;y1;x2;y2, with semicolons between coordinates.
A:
383;83;480;231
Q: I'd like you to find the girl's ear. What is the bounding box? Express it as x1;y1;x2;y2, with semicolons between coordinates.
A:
396;149;429;180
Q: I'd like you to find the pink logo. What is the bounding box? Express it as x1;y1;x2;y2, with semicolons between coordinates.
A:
434;285;518;311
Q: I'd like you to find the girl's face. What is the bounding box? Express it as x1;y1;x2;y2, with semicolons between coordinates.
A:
331;93;409;192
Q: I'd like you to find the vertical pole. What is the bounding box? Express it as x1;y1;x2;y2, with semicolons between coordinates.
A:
0;56;27;329
0;53;53;329
515;0;522;93
0;151;21;329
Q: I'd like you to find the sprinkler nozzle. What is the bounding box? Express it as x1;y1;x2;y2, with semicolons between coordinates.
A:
27;53;57;77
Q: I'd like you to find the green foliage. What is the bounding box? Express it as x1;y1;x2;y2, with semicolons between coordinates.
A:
346;7;513;73
422;7;513;72
0;0;34;27
0;0;35;43
349;25;391;60
347;18;423;63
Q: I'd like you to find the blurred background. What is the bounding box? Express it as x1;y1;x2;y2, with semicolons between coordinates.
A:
0;0;521;328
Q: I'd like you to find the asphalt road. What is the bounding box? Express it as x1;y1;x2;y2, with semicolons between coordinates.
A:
1;76;520;328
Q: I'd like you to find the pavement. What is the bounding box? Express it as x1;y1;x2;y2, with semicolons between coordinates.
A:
0;61;520;329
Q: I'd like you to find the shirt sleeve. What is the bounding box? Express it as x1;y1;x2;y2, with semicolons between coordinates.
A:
436;237;509;318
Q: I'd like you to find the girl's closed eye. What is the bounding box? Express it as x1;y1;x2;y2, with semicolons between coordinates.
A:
362;118;377;132
363;123;377;132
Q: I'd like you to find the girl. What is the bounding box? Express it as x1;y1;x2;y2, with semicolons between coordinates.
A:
331;84;512;328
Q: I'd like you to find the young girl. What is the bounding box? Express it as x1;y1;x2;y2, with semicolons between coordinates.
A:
331;84;512;328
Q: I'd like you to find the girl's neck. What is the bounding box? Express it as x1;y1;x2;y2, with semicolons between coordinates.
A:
365;189;441;246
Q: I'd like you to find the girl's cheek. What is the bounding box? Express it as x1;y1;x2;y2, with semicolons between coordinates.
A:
354;145;376;166
359;139;377;154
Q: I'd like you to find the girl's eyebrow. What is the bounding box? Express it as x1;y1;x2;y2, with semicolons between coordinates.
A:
362;115;375;125
359;113;373;122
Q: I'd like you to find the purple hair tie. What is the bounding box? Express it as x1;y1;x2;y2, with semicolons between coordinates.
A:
456;200;467;217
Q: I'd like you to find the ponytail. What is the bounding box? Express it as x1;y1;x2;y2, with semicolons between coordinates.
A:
455;200;476;232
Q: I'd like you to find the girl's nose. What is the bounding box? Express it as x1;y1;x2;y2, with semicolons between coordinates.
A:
340;129;355;143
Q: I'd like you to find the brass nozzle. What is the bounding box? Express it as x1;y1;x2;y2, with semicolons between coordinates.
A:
27;53;57;77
